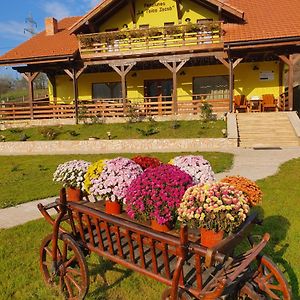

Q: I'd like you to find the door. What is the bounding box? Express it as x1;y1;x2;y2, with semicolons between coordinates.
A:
144;79;173;102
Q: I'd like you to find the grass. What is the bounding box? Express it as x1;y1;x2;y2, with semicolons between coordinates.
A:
0;152;233;208
0;120;226;141
0;158;300;299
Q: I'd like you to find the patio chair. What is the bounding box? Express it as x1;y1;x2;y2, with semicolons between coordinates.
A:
261;94;278;112
233;95;249;112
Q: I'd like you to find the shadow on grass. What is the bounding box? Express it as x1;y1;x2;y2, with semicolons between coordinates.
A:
88;256;133;300
253;214;299;298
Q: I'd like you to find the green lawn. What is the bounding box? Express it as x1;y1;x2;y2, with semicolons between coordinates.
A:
0;152;233;208
0;158;299;299
0;120;226;141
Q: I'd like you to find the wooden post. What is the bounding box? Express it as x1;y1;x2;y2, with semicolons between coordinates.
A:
48;74;57;104
22;72;39;119
159;59;188;114
278;55;297;111
229;59;234;113
64;66;87;124
215;56;243;113
109;63;136;114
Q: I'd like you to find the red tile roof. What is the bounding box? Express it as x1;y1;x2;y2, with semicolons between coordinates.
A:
1;1;300;64
0;17;80;64
224;0;300;42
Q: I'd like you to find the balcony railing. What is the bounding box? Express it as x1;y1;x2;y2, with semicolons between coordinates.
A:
78;22;223;59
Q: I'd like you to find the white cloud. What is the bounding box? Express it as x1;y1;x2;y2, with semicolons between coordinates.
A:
0;21;28;41
43;2;71;20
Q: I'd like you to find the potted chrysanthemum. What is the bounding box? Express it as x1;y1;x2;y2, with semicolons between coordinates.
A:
220;176;262;207
84;159;107;194
126;164;193;232
89;157;143;214
170;155;215;185
53;160;91;201
131;155;162;170
178;182;250;248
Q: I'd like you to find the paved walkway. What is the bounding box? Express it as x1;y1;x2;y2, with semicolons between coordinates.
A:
1;147;300;229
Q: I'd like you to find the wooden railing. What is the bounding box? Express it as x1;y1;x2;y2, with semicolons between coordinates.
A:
278;92;289;111
0;96;229;121
78;22;223;59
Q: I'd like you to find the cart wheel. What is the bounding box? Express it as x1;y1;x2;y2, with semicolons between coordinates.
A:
40;233;89;300
253;255;292;299
161;287;194;300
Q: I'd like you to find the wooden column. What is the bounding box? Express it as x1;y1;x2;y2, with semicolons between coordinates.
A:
22;72;39;119
278;55;298;111
109;63;136;113
159;59;188;114
47;74;57;104
215;56;243;113
64;66;87;124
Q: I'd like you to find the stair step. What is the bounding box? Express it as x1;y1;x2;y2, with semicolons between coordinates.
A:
236;112;299;148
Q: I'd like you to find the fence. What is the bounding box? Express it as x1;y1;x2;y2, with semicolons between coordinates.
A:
0;96;229;121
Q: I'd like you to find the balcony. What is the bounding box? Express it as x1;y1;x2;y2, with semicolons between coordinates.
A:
78;21;224;60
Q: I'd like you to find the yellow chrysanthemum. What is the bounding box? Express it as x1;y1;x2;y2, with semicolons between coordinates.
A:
84;159;107;193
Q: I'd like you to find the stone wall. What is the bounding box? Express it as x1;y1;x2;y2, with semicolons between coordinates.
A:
0;138;236;155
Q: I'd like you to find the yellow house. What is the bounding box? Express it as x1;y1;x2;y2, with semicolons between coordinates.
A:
0;0;300;121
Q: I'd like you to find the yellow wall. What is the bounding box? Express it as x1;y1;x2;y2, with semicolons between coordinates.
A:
48;62;281;103
99;0;218;31
235;61;280;98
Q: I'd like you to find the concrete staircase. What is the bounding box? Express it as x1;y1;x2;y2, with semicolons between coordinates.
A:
237;112;300;148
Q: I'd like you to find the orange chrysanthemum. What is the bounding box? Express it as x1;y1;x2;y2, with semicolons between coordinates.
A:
221;176;262;206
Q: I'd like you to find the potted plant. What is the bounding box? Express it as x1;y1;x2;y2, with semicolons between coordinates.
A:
53;160;91;202
89;157;143;214
220;176;262;207
178;182;250;247
126;164;193;232
170;155;215;185
84;159;107;194
131;155;162;170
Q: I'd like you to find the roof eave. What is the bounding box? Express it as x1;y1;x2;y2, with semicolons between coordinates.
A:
0;54;77;67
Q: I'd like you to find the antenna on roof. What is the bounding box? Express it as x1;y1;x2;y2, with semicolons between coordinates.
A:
24;13;38;36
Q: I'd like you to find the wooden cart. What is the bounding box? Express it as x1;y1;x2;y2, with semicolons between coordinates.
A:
38;189;292;299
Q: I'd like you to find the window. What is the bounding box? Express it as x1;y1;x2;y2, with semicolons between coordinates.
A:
193;76;229;100
92;82;122;100
164;22;174;27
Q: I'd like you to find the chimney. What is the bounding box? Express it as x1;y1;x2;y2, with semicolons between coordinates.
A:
45;17;58;35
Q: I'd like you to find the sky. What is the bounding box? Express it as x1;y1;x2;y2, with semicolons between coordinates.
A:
0;0;101;78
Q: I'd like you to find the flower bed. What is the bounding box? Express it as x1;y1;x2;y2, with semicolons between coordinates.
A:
170;155;215;185
178;182;250;233
53;160;91;190
126;164;193;225
89;157;143;203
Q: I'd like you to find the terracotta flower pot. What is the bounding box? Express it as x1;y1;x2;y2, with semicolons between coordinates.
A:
105;201;121;215
200;227;224;248
66;187;82;202
150;219;172;232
